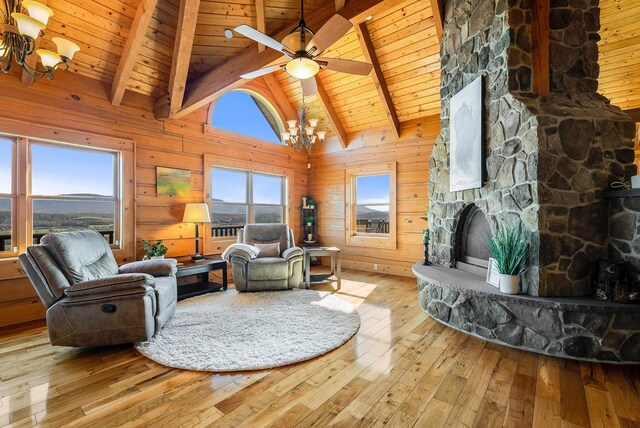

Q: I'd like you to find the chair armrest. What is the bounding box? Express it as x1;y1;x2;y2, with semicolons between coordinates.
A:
64;274;155;297
282;247;303;261
119;259;177;277
225;249;256;263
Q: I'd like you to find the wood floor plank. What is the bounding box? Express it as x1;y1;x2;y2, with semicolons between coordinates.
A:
0;271;638;428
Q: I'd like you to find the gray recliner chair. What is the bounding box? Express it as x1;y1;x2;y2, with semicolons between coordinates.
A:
18;230;177;347
229;224;303;292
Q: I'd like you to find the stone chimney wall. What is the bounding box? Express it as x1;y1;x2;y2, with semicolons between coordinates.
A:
428;0;636;296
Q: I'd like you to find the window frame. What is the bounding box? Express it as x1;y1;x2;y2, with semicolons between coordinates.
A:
345;162;397;249
28;140;122;248
206;88;287;145
0;138;17;258
0;125;135;264
204;155;294;253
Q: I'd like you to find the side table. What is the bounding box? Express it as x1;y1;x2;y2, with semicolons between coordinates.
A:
303;247;341;290
176;257;227;300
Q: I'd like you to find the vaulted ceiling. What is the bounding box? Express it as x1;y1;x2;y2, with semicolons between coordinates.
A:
14;0;640;142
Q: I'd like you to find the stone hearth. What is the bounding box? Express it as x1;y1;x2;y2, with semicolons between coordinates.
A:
415;264;640;363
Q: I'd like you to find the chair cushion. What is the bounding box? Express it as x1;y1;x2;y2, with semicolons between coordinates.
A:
254;242;280;258
243;224;290;255
42;231;119;284
247;257;289;281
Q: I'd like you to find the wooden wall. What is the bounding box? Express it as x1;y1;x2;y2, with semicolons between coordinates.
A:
0;70;309;327
308;115;439;277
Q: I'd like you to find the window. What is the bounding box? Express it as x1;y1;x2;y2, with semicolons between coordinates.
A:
345;162;397;249
210;167;286;239
211;91;284;145
0;139;15;255
30;143;119;245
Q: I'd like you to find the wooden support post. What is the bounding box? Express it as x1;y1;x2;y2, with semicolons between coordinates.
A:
256;0;266;53
531;0;550;96
315;75;348;149
429;0;443;41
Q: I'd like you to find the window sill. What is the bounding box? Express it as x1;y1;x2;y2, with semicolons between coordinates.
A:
346;234;396;250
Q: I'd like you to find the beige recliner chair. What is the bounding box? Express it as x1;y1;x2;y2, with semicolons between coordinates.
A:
18;230;177;347
228;224;303;292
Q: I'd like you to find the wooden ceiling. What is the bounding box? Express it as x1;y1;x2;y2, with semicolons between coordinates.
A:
14;0;640;143
598;0;640;113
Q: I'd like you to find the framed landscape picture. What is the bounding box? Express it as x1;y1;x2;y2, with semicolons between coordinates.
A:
157;167;191;197
450;75;484;192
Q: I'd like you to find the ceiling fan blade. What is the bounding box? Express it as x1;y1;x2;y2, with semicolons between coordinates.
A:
300;77;318;97
234;25;294;56
305;15;352;55
317;58;373;76
240;63;286;79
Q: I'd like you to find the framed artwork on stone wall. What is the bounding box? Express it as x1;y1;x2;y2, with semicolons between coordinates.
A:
450;75;485;192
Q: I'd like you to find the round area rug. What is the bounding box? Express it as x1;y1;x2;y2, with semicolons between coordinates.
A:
135;289;360;372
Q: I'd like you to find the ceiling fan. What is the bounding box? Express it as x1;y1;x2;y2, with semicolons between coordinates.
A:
231;0;373;96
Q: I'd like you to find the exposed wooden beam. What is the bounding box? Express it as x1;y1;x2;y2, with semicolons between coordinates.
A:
531;0;550;96
335;0;345;11
354;22;400;140
162;0;200;118
257;0;266;53
21;0;47;86
626;108;640;123
262;74;297;120
111;0;159;106
315;75;348;149
169;0;406;120
429;0;443;41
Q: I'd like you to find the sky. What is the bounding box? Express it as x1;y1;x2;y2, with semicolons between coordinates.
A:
212;92;281;144
212;168;283;205
0;139;11;194
357;174;391;211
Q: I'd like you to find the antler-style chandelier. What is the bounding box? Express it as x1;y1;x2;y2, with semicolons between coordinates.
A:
282;97;326;152
1;0;80;79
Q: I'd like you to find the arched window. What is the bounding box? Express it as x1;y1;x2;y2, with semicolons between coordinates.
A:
210;90;284;145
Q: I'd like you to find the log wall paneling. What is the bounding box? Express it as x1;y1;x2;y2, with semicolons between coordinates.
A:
308;115;439;277
0;69;309;327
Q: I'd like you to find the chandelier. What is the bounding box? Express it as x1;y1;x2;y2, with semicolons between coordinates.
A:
1;0;80;79
282;97;326;152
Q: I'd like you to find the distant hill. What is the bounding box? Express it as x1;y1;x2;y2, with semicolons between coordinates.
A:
356;205;389;221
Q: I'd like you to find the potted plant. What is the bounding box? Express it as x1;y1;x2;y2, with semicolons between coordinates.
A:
307;197;316;207
486;223;528;294
143;240;168;260
305;216;315;226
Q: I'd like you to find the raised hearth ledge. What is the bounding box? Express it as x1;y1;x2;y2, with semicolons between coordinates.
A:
413;263;640;364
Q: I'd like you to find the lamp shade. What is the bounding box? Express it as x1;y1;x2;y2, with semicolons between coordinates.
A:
36;49;61;68
52;37;80;60
183;203;211;223
22;1;54;26
11;13;44;40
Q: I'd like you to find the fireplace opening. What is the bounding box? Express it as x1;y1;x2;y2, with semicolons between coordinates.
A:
454;204;490;277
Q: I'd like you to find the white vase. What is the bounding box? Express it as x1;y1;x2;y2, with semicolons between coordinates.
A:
150;255;165;260
499;274;519;294
307;222;312;226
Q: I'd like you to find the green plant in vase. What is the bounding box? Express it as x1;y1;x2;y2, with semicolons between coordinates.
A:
486;222;528;294
305;216;315;226
307;197;316;207
143;240;168;260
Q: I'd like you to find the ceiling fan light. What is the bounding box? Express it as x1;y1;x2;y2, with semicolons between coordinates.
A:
286;57;320;80
11;13;44;40
36;48;61;69
52;37;80;60
22;0;54;26
281;29;313;52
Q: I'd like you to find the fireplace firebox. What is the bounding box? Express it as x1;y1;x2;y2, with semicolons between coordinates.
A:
454;204;490;277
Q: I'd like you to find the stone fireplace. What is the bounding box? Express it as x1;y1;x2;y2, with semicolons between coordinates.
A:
428;0;637;297
414;0;640;363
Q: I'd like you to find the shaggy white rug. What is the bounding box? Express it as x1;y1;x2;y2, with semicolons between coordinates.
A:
136;289;360;372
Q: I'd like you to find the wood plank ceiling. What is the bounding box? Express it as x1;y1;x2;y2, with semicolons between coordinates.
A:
26;0;442;139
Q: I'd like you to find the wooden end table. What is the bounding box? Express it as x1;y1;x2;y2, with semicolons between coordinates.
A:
176;257;227;300
303;247;341;290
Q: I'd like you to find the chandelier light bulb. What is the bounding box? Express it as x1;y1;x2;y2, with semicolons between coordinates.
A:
11;13;45;40
317;131;326;141
0;41;7;58
21;1;54;26
285;57;320;80
306;127;314;136
309;118;319;128
52;37;80;60
282;131;291;142
289;127;298;136
36;49;61;69
287;119;297;128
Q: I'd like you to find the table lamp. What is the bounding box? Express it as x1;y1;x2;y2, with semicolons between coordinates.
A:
183;203;211;261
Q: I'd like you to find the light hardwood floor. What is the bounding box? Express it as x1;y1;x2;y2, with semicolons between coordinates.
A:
1;270;640;427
